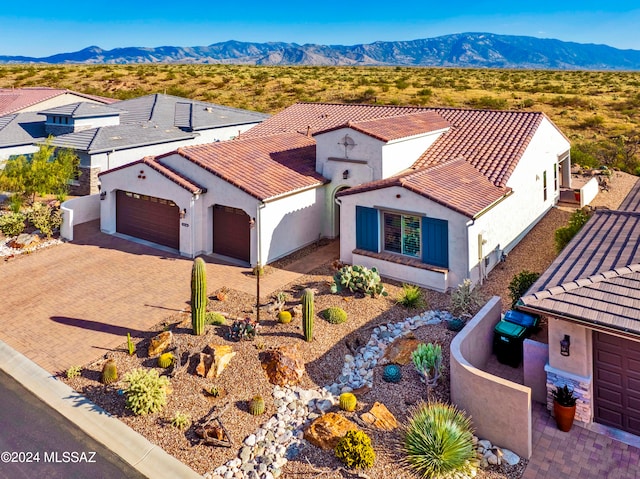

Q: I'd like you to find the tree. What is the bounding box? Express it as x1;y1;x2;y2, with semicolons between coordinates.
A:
0;137;79;203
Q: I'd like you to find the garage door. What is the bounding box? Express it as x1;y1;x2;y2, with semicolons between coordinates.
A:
593;331;640;435
116;190;180;250
213;205;250;262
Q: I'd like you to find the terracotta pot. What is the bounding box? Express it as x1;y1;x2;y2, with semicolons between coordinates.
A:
553;401;576;432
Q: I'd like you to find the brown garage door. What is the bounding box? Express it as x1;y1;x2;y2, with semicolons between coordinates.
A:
116;190;180;250
213;205;250;262
593;331;640;435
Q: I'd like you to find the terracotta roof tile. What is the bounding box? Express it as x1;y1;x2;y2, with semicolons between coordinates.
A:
0;87;115;115
173;132;327;201
99;156;206;195
338;158;510;218
314;111;450;142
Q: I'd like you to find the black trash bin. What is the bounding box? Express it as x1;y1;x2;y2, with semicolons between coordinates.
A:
493;320;527;368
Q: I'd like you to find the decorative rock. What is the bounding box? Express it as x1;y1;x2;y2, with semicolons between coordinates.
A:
478;439;492;451
487;452;499;465
244;434;257;447
196;352;214;378
261;344;305;386
501;448;520;466
196;345;237;378
303;413;359;450
382;333;421;365
148;331;172;357
360;402;398;430
8;233;41;249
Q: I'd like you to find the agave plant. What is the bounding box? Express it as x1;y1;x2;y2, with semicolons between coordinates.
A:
400;401;478;479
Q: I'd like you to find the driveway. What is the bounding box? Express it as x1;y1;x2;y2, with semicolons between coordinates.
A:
0;221;337;374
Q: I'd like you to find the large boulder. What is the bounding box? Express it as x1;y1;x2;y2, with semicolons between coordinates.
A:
196;344;236;378
148;331;172;357
382;333;421;365
360;402;398;430
304;413;359;450
260;344;305;386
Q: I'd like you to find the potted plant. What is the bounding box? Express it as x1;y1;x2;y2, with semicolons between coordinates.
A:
553;384;577;432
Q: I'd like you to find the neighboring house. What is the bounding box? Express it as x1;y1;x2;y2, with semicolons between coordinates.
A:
519;179;640;437
98;102;570;293
0;87;116;116
0;93;269;194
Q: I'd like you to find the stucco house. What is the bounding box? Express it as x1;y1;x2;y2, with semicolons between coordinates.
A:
1;93;269;194
519;180;640;437
98;102;571;292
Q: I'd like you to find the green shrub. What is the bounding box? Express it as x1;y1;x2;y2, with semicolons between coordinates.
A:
450;279;484;317
508;270;541;308
205;312;227;325
412;343;442;388
335;430;375;469
27;202;62;238
322;307;348;324
555;209;592;253
0;212;26;237
124;368;170;416
330;265;388;297
171;411;191;429
401;401;477;479
8;194;23;213
397;284;426;309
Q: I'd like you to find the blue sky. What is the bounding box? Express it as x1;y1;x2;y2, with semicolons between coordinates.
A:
2;1;639;57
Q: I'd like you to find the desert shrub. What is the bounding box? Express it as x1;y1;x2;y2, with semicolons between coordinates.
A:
124;368;170;416
467;95;508;110
205;312;227;325
450;279;484;317
508;270;540;308
554;208;592;253
401;401;478;479
8;194;23;213
322;307;348;324
171;411;191;429
27;202;62;238
397;283;427;309
330;265;387;297
335;430;375;469
0;212;26;237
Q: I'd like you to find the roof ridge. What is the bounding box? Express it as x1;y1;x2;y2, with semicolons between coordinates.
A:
523;263;640;302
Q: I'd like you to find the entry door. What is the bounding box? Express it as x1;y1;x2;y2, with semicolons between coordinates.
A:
213;205;250;262
593;331;640;435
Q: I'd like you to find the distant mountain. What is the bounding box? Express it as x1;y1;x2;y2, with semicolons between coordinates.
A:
2;33;640;70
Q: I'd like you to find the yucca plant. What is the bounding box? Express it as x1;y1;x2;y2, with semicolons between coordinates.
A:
400;401;478;479
397;283;427;309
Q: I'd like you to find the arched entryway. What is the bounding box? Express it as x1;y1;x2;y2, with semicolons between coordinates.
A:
332;186;349;238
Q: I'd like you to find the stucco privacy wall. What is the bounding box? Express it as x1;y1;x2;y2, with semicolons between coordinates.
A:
60;194;100;241
0;144;38;162
338;186;469;291
450;296;532;459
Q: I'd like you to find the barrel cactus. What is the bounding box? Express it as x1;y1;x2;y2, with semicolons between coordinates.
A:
249;395;265;415
277;310;292;324
191;257;207;335
382;364;403;383
157;352;174;369
339;392;357;412
101;359;118;385
301;288;314;342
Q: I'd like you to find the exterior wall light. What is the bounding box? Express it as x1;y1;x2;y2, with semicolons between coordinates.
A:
180;209;187;219
342;170;350;180
560;335;571;356
100;191;107;200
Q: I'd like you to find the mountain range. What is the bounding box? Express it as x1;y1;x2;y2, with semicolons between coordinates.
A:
2;33;640;70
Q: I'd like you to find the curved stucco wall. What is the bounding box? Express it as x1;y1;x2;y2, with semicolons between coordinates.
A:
450;296;532;459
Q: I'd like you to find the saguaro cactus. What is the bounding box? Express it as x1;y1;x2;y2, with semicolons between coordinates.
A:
302;288;314;342
191;257;207;335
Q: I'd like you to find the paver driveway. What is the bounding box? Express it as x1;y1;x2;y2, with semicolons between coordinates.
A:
0;221;337;374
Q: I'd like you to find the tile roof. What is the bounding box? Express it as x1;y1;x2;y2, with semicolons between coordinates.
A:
245;102;549;188
99;156;206;194
618;177;640;212
0;112;46;147
171;132;327;201
338;158;511;218
0;87;115;116
314;111;450;142
38;102;124;118
520;209;640;334
48;123;196;153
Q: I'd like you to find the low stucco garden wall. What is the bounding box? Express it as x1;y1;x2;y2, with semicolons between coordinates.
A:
61;194;100;241
450;296;532;459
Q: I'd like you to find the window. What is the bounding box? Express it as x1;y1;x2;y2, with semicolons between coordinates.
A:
383;212;421;257
543;171;547;201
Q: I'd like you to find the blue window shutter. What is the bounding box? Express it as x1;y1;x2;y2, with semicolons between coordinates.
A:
356;206;378;252
422;217;449;268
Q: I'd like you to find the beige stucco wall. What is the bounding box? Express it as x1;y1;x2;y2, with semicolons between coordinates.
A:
450;296;532;458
